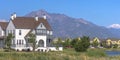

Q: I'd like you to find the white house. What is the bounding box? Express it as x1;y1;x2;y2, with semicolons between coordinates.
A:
0;22;8;48
1;13;63;51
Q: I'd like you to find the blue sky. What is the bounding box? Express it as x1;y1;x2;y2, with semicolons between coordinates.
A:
0;0;120;27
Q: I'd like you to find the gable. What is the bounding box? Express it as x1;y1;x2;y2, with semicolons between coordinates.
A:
6;20;15;30
36;23;46;29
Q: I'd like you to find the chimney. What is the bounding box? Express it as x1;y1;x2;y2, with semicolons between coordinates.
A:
13;12;16;18
10;12;16;20
43;14;46;20
35;16;38;21
10;14;14;20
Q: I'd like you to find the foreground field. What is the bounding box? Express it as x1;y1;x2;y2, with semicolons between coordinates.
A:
0;48;120;60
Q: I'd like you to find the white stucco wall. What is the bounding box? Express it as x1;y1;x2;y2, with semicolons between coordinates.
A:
48;47;63;51
15;29;30;44
15;29;30;39
47;30;53;35
36;35;47;47
6;20;32;50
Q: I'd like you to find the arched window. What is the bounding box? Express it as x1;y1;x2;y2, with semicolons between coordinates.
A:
38;40;44;47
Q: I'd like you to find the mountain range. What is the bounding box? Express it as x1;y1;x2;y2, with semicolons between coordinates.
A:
25;9;120;39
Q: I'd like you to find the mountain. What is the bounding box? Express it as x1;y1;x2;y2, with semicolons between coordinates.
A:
25;9;120;39
108;24;120;29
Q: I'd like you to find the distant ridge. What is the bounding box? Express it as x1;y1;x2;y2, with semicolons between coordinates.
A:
25;9;120;39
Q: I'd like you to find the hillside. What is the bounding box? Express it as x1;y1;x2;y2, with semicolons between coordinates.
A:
25;9;120;39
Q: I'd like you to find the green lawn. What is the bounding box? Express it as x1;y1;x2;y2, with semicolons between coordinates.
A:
0;48;120;60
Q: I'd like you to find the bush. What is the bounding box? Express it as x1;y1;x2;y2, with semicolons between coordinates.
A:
75;42;84;52
74;36;90;52
71;38;79;47
113;44;118;48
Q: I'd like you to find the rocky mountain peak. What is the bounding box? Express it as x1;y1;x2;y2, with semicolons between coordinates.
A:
25;9;120;39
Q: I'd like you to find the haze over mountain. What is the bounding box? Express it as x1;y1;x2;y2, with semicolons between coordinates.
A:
25;9;120;39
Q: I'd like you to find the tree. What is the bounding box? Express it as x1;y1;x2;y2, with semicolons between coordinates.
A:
113;44;118;48
74;36;90;52
100;40;112;48
62;38;71;48
28;33;36;51
5;33;14;51
57;38;62;45
56;38;62;50
100;41;107;48
52;38;62;50
71;38;79;48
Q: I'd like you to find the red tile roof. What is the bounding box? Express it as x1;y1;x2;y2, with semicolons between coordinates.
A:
0;22;8;30
12;17;52;30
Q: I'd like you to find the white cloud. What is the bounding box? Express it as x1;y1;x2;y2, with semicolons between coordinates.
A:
108;24;120;29
0;19;7;22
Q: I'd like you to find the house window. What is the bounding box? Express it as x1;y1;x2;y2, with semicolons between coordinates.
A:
13;40;15;44
48;39;51;43
13;30;15;35
10;30;12;33
19;40;21;45
0;31;1;36
8;30;9;33
41;24;42;27
19;30;21;35
17;40;19;45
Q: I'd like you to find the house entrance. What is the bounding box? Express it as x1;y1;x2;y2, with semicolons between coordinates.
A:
38;40;44;47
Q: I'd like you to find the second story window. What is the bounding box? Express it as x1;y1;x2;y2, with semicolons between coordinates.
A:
13;30;15;35
0;31;1;36
8;30;9;33
17;40;19;45
41;24;42;27
19;30;21;35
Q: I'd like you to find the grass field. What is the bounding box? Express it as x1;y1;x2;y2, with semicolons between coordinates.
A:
0;48;120;60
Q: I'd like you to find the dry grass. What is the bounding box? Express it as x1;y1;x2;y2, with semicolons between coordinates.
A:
0;48;120;60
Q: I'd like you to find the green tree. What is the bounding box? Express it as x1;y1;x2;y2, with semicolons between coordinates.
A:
100;41;112;48
28;33;36;51
56;38;62;49
5;33;14;51
74;36;90;52
52;38;62;50
100;41;107;48
71;38;79;48
113;44;118;48
63;38;71;48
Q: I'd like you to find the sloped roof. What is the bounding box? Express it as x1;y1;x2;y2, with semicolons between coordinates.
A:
0;22;8;30
12;17;52;30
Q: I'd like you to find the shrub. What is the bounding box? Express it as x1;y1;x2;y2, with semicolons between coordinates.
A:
74;36;90;52
71;38;79;47
113;44;118;48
